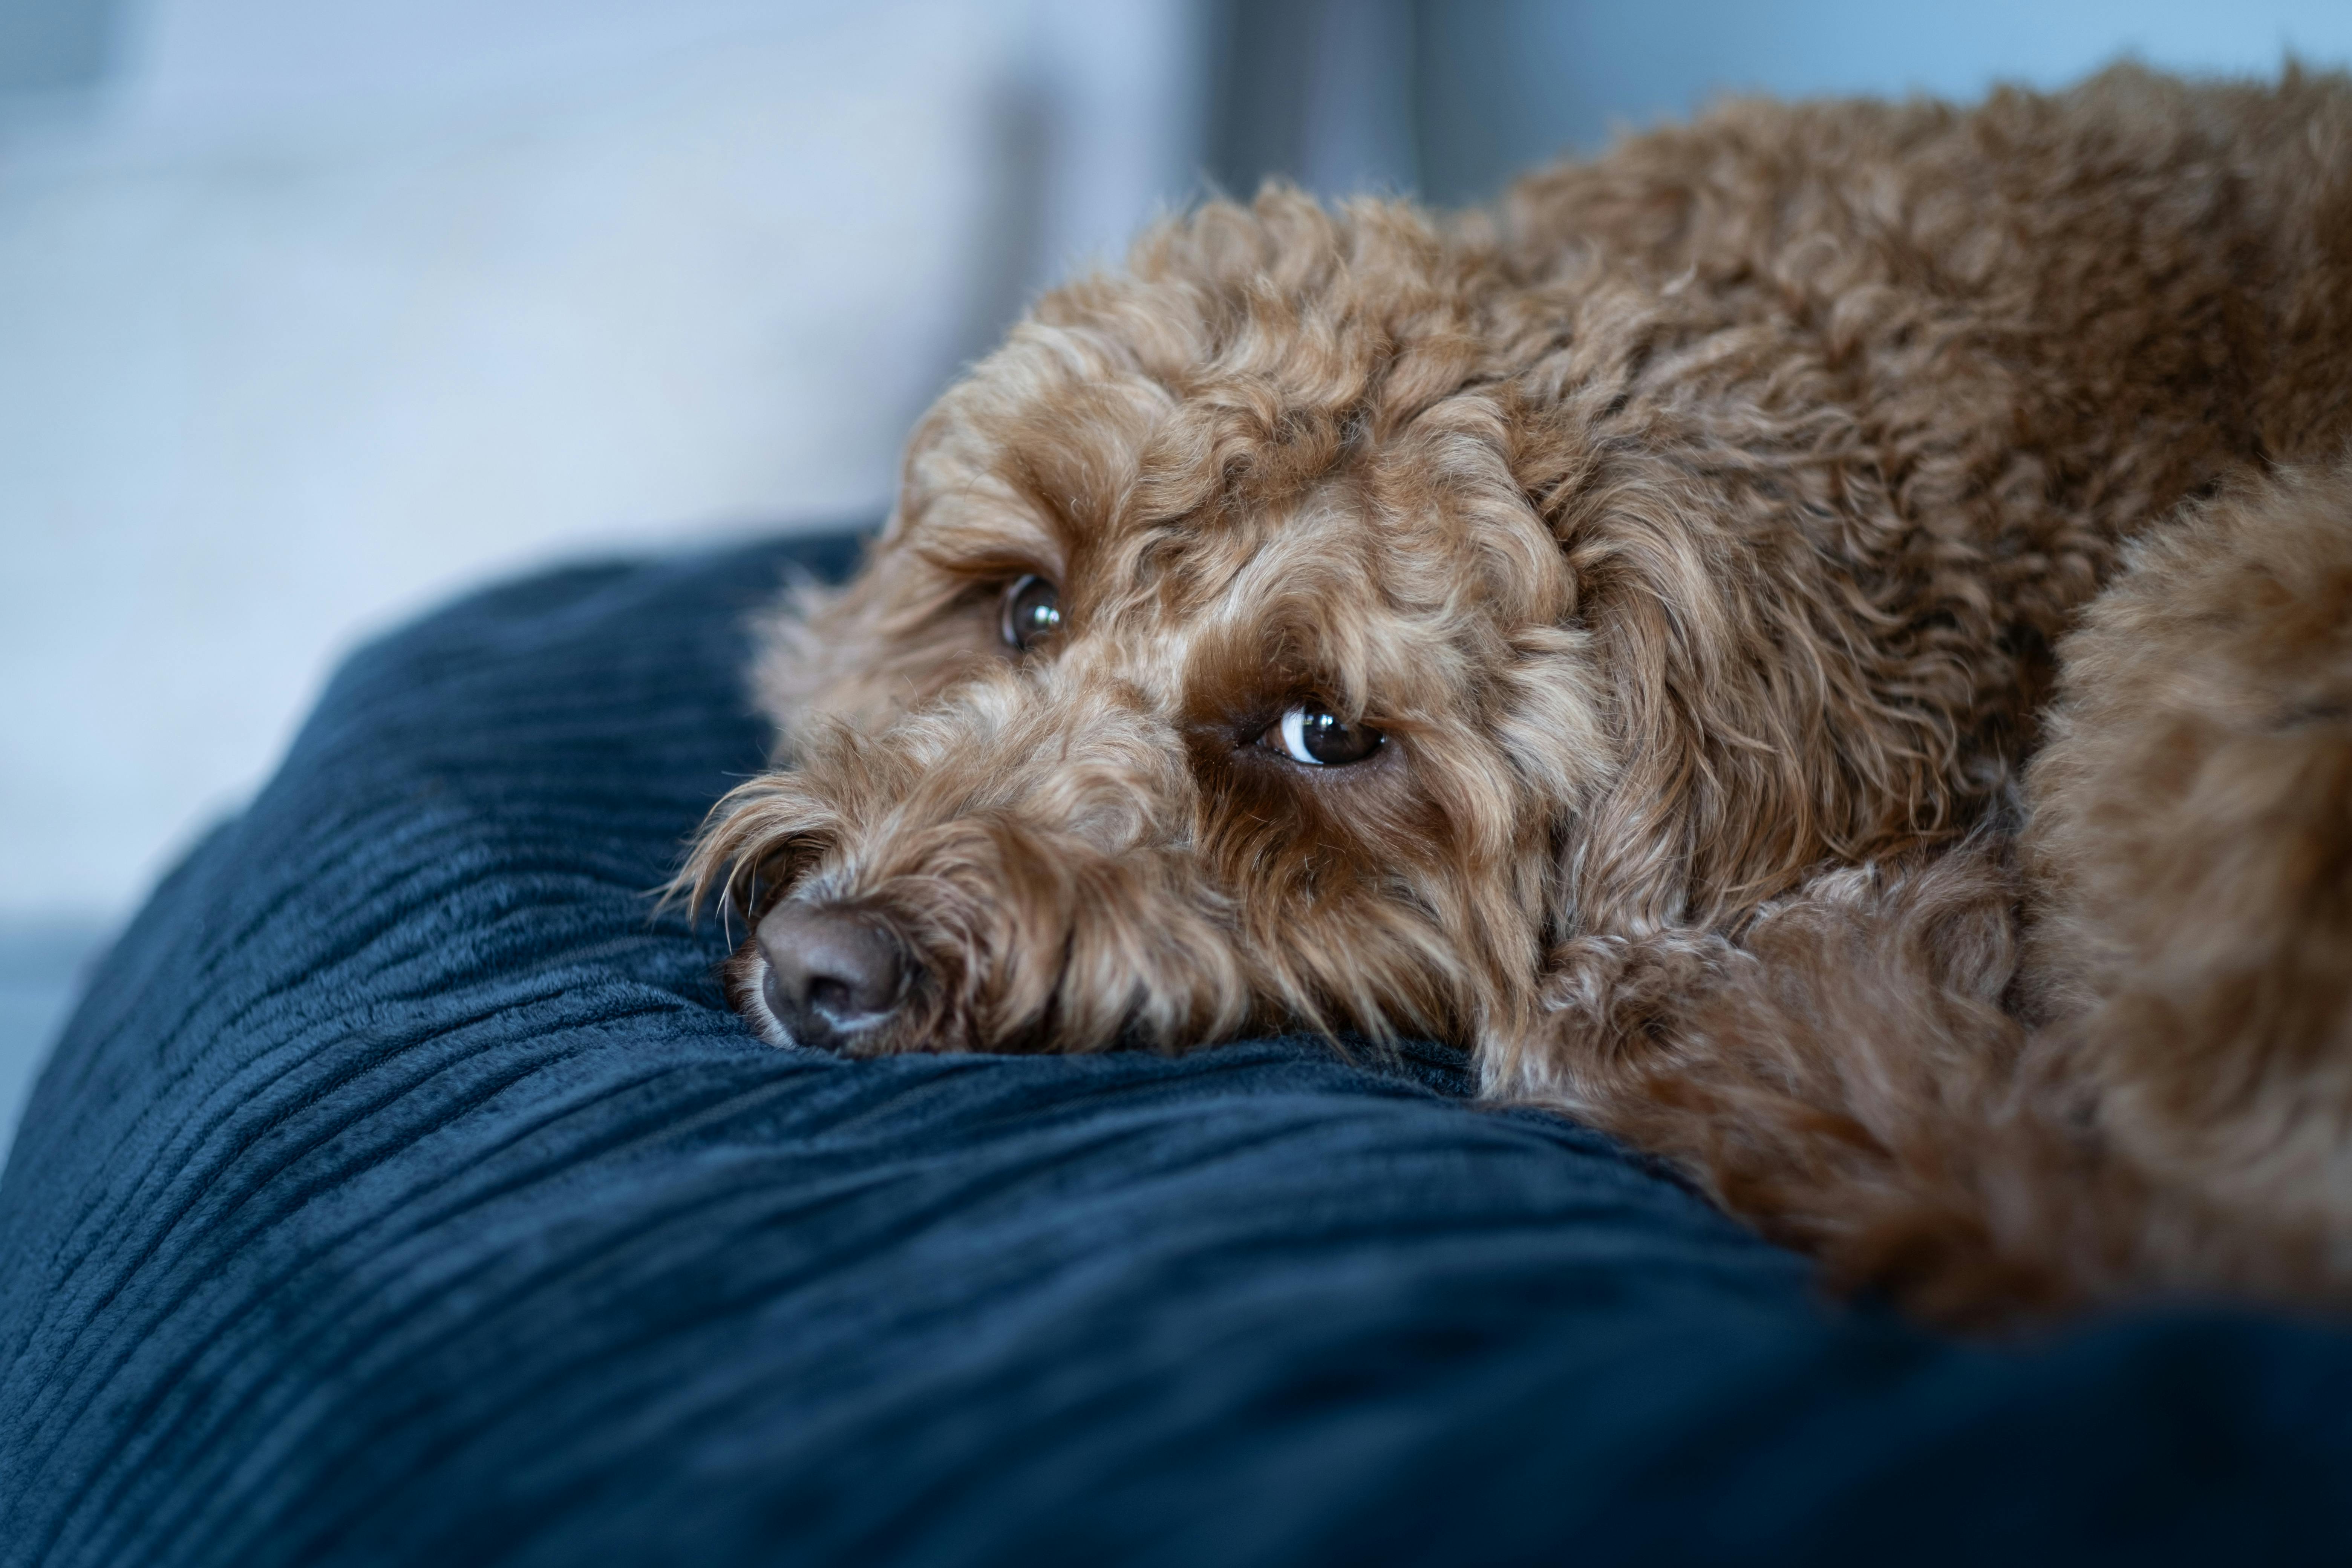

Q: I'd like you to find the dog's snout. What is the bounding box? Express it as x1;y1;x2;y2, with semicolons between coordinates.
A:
755;902;911;1050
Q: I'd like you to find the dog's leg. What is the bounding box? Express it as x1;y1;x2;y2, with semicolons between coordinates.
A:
1527;844;2334;1324
1527;847;2158;1325
2023;458;2352;1285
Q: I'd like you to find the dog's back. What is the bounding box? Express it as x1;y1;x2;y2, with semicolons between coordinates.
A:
1492;68;2352;1318
1506;64;2352;470
1472;66;2352;934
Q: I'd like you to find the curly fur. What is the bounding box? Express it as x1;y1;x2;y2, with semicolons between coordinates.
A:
680;66;2352;1324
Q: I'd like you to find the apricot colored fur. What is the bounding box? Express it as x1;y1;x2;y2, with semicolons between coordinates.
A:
681;66;2352;1323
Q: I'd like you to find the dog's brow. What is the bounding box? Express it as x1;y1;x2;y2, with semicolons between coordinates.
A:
905;498;1063;582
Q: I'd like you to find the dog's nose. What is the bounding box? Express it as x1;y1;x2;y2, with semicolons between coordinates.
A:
754;902;910;1049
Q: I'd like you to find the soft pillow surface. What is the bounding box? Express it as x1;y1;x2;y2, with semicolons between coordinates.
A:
5;532;2352;1567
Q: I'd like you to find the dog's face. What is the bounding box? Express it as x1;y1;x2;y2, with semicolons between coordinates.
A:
684;195;1625;1060
683;191;1949;1063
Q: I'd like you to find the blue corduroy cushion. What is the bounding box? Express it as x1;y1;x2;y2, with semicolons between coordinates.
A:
6;530;2352;1567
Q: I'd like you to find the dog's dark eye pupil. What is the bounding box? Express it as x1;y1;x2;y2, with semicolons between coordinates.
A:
1276;701;1384;766
1001;574;1061;651
1300;707;1378;764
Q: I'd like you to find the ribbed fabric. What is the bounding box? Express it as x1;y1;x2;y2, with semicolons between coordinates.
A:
4;530;2351;1566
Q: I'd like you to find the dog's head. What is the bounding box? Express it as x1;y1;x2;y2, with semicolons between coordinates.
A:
680;188;1968;1070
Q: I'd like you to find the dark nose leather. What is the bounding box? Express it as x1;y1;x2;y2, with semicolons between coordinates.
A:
754;902;909;1049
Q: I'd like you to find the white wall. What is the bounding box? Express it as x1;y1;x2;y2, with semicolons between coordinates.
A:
1567;0;2352;115
0;0;1210;926
1409;0;2352;203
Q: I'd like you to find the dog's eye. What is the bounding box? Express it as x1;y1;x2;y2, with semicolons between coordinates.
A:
1269;701;1384;766
1000;574;1061;652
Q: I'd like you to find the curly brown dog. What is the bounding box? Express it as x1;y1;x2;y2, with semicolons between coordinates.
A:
681;65;2352;1325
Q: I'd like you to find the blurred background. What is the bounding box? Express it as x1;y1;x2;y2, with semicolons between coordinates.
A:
6;0;2352;1160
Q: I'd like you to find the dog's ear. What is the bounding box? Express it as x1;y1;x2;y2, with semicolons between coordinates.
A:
1540;458;1959;944
746;568;850;752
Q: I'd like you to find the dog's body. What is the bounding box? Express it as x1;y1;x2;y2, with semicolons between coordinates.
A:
685;67;2352;1323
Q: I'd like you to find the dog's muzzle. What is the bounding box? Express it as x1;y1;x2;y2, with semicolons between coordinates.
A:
752;901;912;1051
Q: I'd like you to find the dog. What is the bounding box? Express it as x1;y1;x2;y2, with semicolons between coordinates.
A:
679;65;2352;1325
